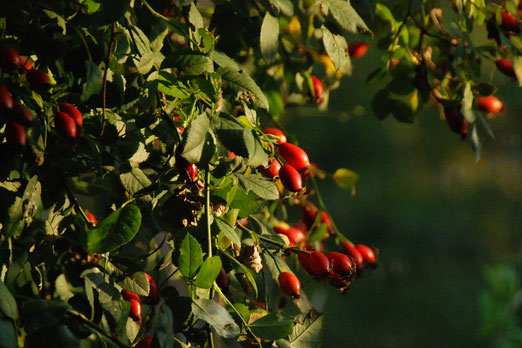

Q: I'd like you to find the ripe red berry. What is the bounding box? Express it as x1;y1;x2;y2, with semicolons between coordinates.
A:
259;158;281;179
310;75;324;104
301;202;318;227
348;41;369;58
85;211;98;226
326;252;354;276
216;267;230;292
6;122;26;147
129;299;142;321
145;273;159;303
135;334;153;348
11;103;33;125
54;112;77;138
496;59;516;77
26;69;51;91
186;163;198;180
308;251;330;277
0;48;21;71
298;251;315;275
274;226;306;245
121;289;141;321
477;96;503;114
356;244;377;264
342;242;364;268
279;164;303;192
500;12;519;31
263;128;287;144
278;272;301;298
389;59;400;66
19;56;33;71
278;143;310;172
443;107;468;137
0;85;14;110
59;102;83;126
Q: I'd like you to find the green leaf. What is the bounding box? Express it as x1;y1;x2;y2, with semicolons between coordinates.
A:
322;26;352;75
162;50;212;75
391;99;414;123
270;0;294;16
514;56;522;87
192;299;241;338
218;67;269;110
86;205;142;254
0;320;18;348
211;50;240;71
332;168;360;190
120;168;152;199
230;189;262;218
178;233;203;279
246;136;269;168
119;272;149;297
214;218;241;247
307;224;328;243
20;299;69;330
129;24;151;56
277;313;323;347
320;0;370;33
225;251;259;298
134;51;156;75
212;113;254;158
387;77;415;95
249;313;294;340
260;12;279;62
181;112;211;164
236;174;279;200
195;256;222;289
0;279;17;319
81;62;103;102
43;10;67;34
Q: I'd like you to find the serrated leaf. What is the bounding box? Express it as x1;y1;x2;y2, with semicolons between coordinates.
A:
178;233;203;279
214;218;241;247
332;168;360;190
192;299;241;338
278;313;323;347
120;272;149;296
182;112;211;164
45;204;65;236
322;26;352;75
246;136;269;168
162;50;212;75
236;174;279;200
0;279;17;319
129;24;151;56
134;51;156;75
195;256;222;289
249;313;294;340
212;113;254;157
218;67;269;110
86;205;142;254
321;0;370;33
260;12;279;62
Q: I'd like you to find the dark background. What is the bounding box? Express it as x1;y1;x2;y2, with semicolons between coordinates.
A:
282;42;522;347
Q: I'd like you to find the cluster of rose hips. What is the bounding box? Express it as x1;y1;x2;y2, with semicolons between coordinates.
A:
445;6;520;137
0;47;83;148
260;128;311;192
274;201;377;298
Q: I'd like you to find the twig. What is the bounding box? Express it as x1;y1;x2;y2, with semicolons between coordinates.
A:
101;23;117;137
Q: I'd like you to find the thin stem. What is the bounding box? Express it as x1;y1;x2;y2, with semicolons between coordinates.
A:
309;175;351;244
236;222;308;254
101;23;117;137
214;284;262;348
66;309;128;347
205;169;212;258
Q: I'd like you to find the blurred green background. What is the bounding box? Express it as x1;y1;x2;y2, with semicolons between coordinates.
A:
281;43;522;347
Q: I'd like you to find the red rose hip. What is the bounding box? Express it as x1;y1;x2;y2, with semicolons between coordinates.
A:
279;164;302;192
278;272;301;298
500;12;519;31
0;48;21;71
308;251;330;277
26;69;51;91
259;158;281;179
11;103;33;125
356;244;377;264
59;102;83;126
326;252;354;276
349;41;369;58
145;273;159;303
477;96;503;114
496;59;516;77
85;211;98;226
0;85;14;110
54;112;77;138
263;128;287;144
342;242;364;268
310;75;324;104
135;334;153;348
278;143;310;172
6;122;26;147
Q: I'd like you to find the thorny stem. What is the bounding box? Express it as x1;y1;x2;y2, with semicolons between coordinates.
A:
213;284;263;348
101;23;117;137
205;168;215;348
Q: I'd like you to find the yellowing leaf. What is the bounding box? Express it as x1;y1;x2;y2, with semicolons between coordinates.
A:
332;168;360;190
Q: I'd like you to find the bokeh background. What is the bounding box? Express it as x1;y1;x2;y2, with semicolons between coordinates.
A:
281;40;522;347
